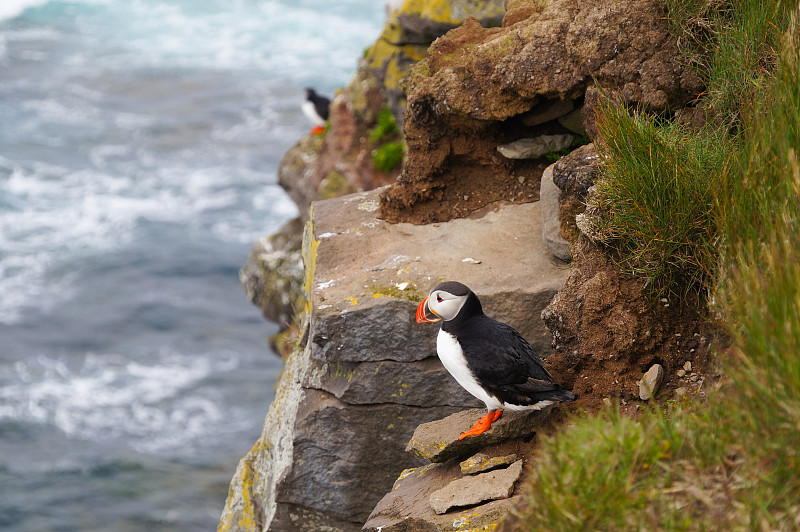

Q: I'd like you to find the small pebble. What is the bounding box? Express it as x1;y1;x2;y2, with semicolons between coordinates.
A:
677;369;686;378
683;361;692;372
638;364;664;401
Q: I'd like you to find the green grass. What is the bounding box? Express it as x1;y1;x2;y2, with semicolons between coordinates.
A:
591;107;731;301
512;0;800;529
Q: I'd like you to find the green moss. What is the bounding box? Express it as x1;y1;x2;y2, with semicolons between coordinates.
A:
402;0;505;27
369;107;399;143
372;141;405;173
369;282;423;303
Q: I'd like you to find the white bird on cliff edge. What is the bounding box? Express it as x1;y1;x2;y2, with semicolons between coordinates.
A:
302;87;331;135
416;281;576;440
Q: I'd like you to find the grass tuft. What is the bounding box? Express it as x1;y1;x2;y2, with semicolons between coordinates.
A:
590;105;732;301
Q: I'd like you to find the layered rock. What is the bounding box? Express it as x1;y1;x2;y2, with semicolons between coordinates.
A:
365;0;506;123
249;0;508;328
220;187;569;530
364;409;553;531
379;0;704;224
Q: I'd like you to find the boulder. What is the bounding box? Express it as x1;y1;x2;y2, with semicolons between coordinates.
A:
406;407;553;463
219;188;570;530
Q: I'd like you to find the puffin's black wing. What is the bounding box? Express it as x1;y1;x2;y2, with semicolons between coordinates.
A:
459;317;574;406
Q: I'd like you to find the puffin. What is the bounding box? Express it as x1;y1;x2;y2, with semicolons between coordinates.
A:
302;88;331;135
416;281;576;439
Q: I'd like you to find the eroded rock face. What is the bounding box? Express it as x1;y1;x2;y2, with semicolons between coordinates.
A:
540;236;719;411
379;0;704;224
364;459;519;532
364;0;506;123
240;217;305;327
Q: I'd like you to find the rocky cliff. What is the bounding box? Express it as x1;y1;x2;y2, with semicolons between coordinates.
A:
222;0;719;530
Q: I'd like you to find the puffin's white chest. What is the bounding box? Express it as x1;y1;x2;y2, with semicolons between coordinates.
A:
436;329;502;410
301;101;325;126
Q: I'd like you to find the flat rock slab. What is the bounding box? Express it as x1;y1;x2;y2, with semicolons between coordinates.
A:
310;187;570;365
363;460;518;532
429;460;523;515
460;453;518;475
406;407;554;463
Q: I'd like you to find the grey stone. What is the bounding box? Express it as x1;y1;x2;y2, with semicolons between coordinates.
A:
497;134;576;159
281;389;460;523
639;364;665;400
520;98;575;127
460;453;518;475
429;460;523;514
302;356;481;407
558;107;587;135
220;188;570;530
540;163;571;261
552;143;600;197
311;188;569;361
406;407;554;463
363;459;517;532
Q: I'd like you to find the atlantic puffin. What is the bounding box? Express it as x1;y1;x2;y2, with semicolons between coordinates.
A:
416;281;576;439
302;88;331;135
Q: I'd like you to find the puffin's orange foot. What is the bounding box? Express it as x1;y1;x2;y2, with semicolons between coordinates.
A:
458;410;502;440
310;125;325;135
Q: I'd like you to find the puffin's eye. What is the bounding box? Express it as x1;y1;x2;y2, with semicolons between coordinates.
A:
436;295;443;303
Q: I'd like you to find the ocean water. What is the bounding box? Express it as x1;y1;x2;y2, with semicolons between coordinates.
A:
0;1;385;530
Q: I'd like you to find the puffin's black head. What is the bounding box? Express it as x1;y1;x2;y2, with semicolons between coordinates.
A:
416;281;483;323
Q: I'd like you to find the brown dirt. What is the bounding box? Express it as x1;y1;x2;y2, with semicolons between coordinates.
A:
541;237;727;414
379;0;704;225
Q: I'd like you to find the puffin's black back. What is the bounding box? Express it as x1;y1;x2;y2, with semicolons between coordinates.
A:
441;285;576;407
305;88;330;121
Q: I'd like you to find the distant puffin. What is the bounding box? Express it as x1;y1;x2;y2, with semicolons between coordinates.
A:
302;88;331;135
416;281;576;439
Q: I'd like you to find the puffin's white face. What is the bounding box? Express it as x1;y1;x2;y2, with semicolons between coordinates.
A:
416;281;474;323
426;288;468;321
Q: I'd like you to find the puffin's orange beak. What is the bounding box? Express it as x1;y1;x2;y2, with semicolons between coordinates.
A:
416;297;441;323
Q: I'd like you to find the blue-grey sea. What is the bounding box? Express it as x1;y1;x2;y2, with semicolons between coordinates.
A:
0;1;384;530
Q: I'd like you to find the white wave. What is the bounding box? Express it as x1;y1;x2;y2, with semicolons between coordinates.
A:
0;0;50;23
0;350;240;454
